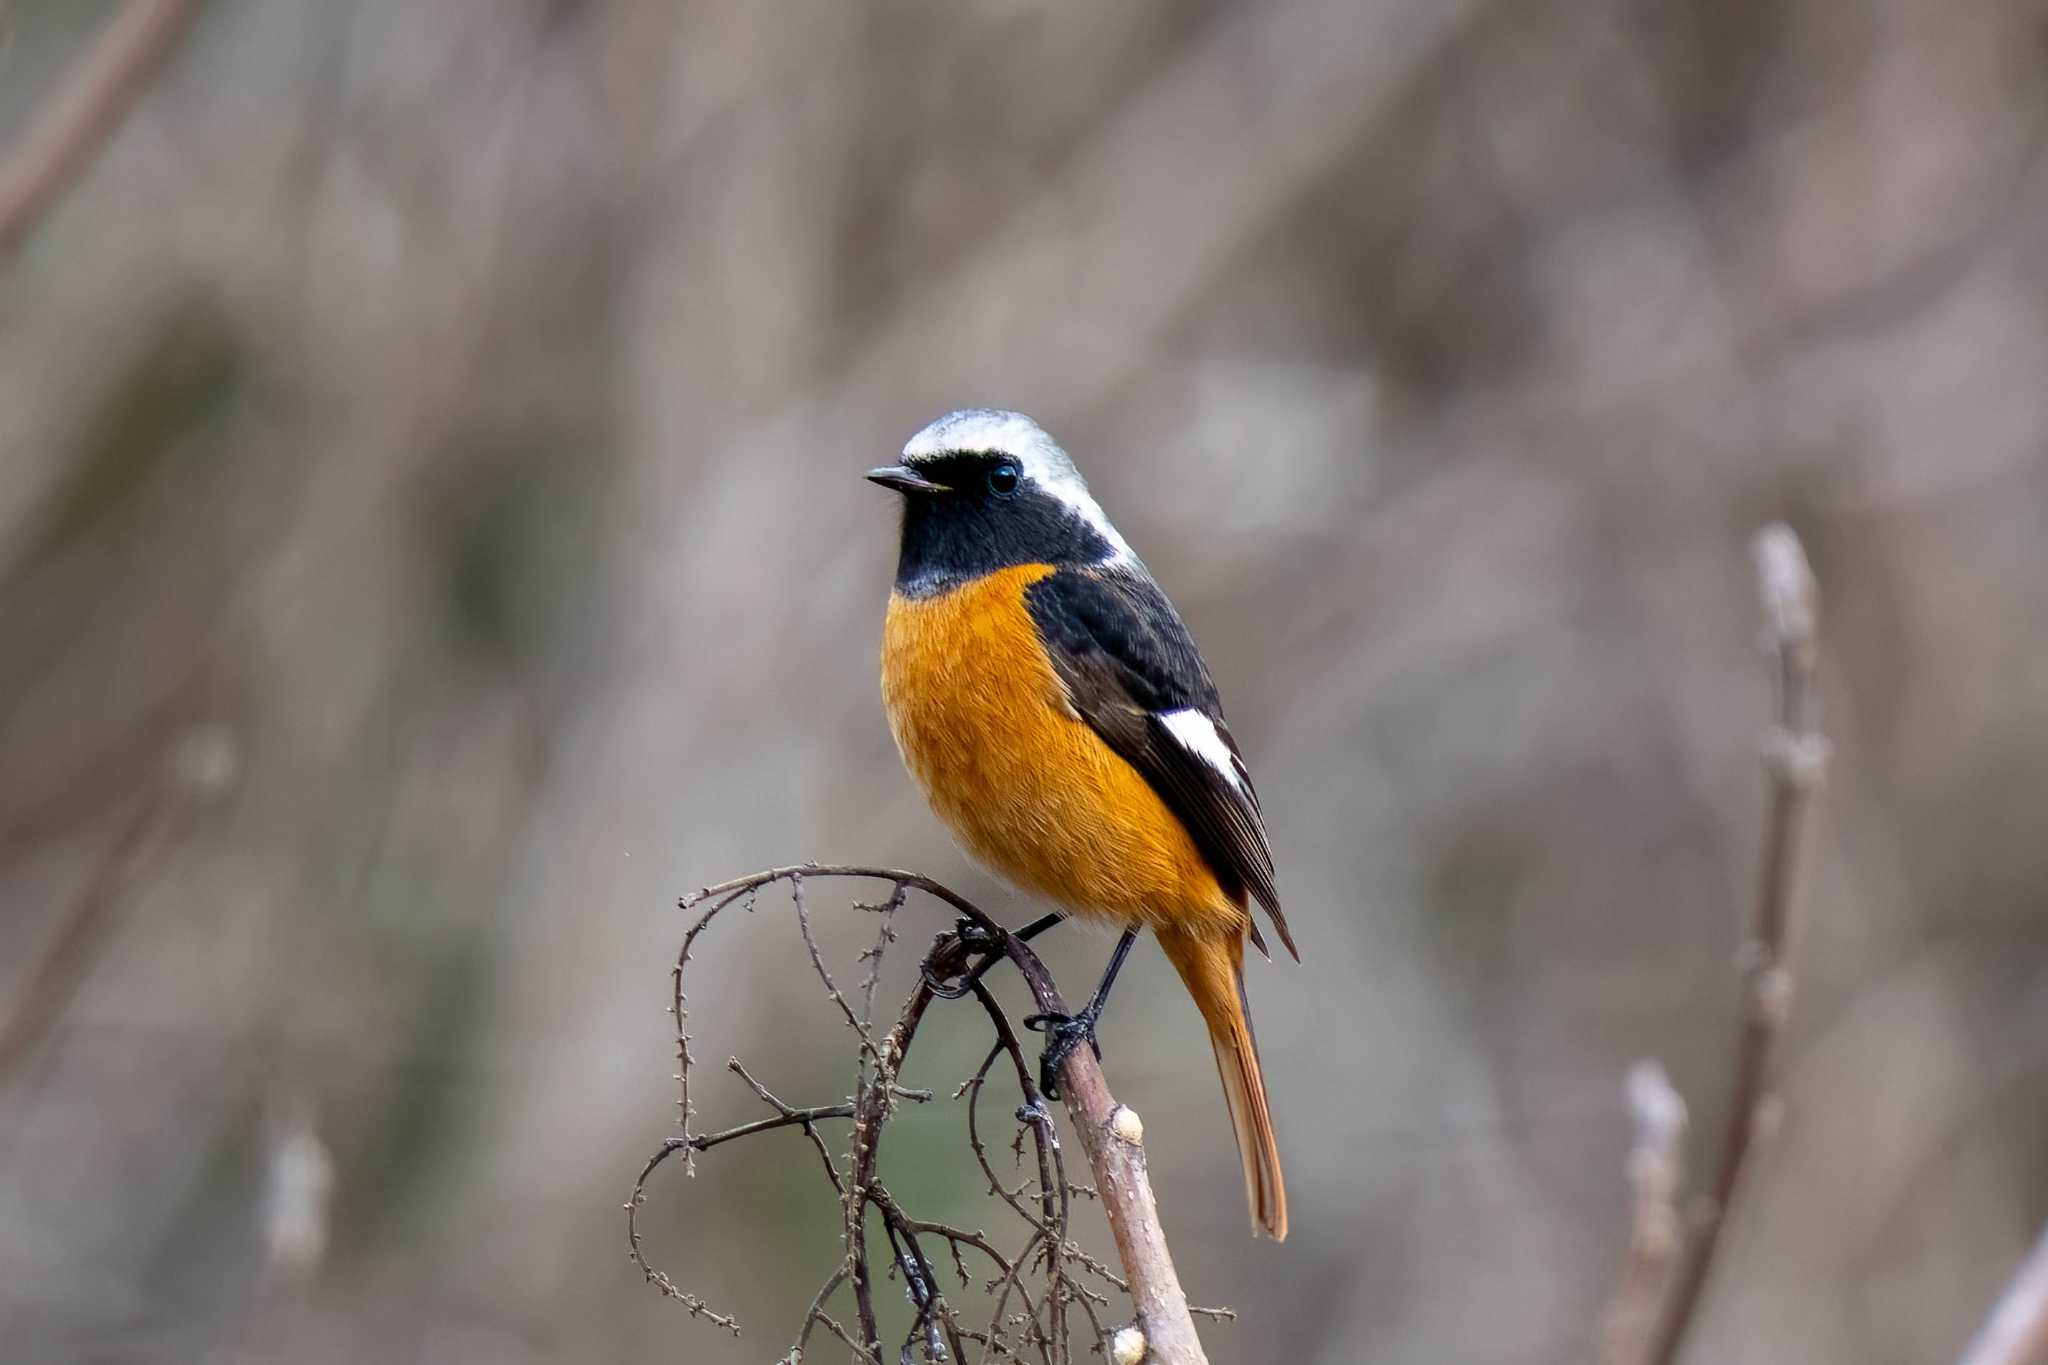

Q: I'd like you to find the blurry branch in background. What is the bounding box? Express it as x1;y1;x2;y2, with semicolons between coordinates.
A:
1959;1225;2048;1365
232;1093;335;1365
1597;1062;1688;1365
627;866;1225;1365
0;725;235;1079
1600;525;1829;1365
0;0;197;255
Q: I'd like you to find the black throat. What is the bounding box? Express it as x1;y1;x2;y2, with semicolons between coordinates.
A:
892;471;1118;598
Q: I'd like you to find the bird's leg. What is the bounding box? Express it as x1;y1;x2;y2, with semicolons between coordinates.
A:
1024;927;1138;1100
923;912;1069;999
1013;911;1064;942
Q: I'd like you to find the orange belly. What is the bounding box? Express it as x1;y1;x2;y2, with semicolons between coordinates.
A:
881;563;1241;938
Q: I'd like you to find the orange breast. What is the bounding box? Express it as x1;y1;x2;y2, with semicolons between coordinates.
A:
880;563;1240;936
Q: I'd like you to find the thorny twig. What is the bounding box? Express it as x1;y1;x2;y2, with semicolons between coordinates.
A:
622;871;1220;1358
1599;525;1829;1365
628;865;1220;1363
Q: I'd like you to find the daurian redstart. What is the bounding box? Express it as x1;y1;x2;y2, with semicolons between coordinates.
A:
869;409;1293;1240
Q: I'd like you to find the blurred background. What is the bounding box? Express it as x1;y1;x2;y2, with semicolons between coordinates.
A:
4;1;2047;1361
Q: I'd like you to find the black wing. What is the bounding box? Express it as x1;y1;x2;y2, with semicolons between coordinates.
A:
1024;565;1295;959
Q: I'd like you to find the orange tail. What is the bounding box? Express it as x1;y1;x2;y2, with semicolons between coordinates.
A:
1158;927;1287;1241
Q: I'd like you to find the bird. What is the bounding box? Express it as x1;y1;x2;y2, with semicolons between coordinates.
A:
868;408;1294;1240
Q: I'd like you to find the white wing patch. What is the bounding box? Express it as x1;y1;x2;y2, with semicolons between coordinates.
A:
902;408;1136;565
1159;708;1248;797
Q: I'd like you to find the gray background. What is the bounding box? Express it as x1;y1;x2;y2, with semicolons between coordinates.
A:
3;1;2046;1361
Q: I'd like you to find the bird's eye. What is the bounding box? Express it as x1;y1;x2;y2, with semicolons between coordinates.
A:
987;463;1020;497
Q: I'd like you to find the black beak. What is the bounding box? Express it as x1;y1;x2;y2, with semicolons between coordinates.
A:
865;465;946;494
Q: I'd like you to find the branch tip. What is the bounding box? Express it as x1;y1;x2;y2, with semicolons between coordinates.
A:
1625;1061;1687;1152
1751;523;1817;648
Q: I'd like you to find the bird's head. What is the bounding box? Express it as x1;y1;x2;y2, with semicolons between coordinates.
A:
869;409;1134;596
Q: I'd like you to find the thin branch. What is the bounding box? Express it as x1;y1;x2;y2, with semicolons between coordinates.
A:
0;793;167;1076
1054;1057;1207;1364
727;1055;850;1194
679;865;996;924
1598;1062;1690;1365
1605;524;1829;1365
790;871;884;1065
843;1042;884;1353
670;883;758;1174
874;1184;973;1364
680;1102;856;1155
0;0;198;254
971;979;1068;1277
0;726;233;1079
1958;1223;2048;1365
960;1050;1058;1365
857;884;908;1035
622;1138;742;1337
783;1263;876;1365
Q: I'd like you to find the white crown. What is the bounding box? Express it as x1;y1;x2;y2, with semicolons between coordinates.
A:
902;409;1134;563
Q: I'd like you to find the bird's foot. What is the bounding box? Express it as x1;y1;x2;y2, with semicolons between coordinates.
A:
921;918;1006;1000
1021;1007;1103;1101
953;917;1005;955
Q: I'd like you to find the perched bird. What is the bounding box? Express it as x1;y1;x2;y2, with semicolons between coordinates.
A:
869;409;1294;1240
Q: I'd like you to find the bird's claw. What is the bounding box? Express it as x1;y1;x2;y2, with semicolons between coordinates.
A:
921;918;1006;1000
1021;1009;1103;1101
953;917;1005;954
